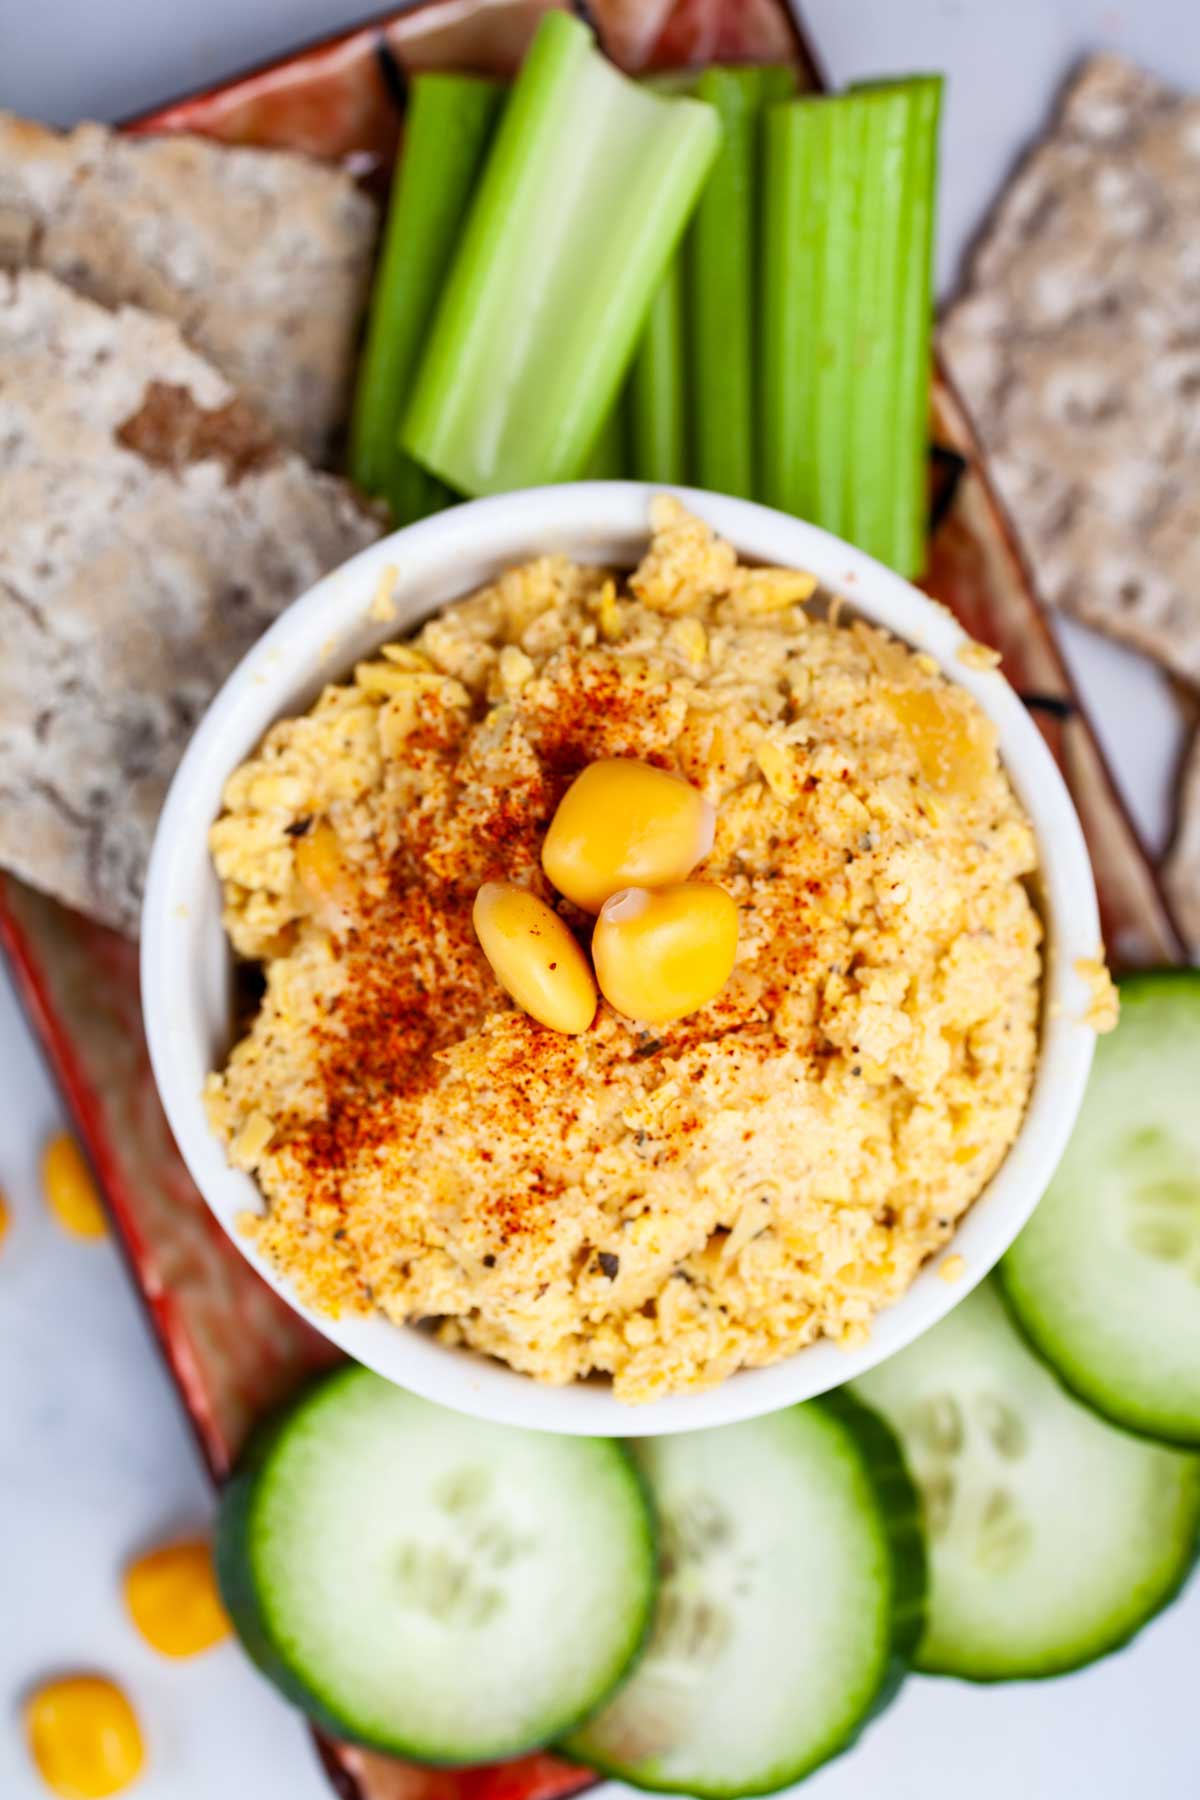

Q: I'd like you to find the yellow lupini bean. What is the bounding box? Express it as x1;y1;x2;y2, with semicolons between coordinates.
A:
473;883;596;1035
124;1539;230;1658
41;1133;106;1240
593;882;738;1026
541;759;715;914
25;1676;144;1798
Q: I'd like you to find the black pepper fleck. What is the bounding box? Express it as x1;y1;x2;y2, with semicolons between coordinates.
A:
597;1252;620;1279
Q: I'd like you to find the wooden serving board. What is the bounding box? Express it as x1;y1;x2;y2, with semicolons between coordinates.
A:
0;4;1185;1797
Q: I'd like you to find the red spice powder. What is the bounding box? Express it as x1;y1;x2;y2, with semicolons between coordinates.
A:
281;617;832;1238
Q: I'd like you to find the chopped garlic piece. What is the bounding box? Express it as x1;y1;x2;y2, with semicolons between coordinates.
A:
1076;957;1119;1033
232;1110;275;1170
597;579;624;642
380;643;433;669
498;644;536;696
728;568;818;616
755;737;797;801
668;616;708;667
957;637;1003;672
368;563;398;623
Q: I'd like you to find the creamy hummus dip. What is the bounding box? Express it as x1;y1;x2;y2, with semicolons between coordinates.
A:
206;499;1041;1403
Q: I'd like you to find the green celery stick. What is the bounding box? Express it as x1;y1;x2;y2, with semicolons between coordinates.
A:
844;87;917;561
628;258;687;482
402;12;721;496
761;79;942;576
688;66;794;497
349;73;503;523
625;68;695;486
761;100;823;520
811;97;865;543
881;77;942;577
581;397;628;479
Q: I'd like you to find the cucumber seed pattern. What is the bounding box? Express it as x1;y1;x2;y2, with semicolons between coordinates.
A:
904;1390;1031;1573
587;1490;755;1764
1120;1127;1200;1279
393;1467;534;1628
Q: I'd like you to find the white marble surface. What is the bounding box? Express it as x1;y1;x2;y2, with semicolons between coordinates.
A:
0;2;1196;1796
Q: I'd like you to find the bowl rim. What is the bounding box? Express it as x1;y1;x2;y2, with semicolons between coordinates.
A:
142;482;1100;1436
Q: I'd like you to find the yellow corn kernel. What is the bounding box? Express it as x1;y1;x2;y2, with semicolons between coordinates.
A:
939;1254;967;1284
293;821;356;927
41;1134;105;1240
25;1676;144;1798
473;883;596;1036
542;759;715;915
593;882;738;1026
124;1540;230;1658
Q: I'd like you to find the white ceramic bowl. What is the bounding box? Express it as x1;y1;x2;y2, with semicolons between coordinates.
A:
143;483;1100;1436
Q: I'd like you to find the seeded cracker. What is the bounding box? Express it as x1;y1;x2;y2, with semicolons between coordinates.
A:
0;270;382;935
0;111;376;464
940;55;1200;684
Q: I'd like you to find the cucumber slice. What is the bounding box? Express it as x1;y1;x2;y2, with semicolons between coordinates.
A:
216;1367;656;1763
855;1281;1200;1681
1000;970;1200;1445
563;1396;924;1797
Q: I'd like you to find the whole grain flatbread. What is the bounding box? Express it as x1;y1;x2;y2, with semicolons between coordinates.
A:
1165;731;1200;953
940;55;1200;685
0;270;383;936
0;112;377;464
